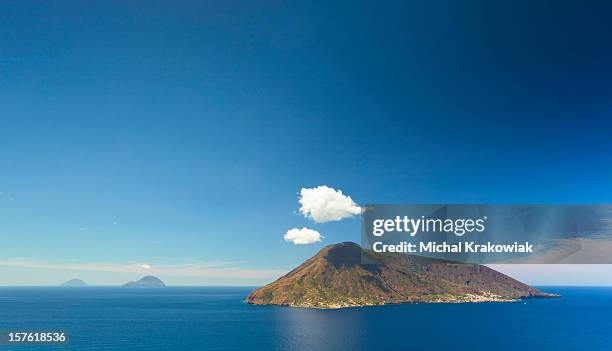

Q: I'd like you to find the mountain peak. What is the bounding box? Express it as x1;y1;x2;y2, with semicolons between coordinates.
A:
318;242;362;268
61;278;88;287
247;242;557;308
123;275;165;287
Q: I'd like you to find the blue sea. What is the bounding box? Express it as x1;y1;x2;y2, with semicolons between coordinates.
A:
0;286;610;350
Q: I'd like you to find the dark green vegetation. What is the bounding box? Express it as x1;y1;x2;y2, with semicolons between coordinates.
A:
247;242;557;308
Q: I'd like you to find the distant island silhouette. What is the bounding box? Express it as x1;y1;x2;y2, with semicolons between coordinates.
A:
123;275;166;287
61;278;88;287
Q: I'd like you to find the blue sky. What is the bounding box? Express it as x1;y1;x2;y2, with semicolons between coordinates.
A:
1;1;612;285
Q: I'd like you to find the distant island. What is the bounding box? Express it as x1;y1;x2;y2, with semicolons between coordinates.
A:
247;242;558;309
123;275;166;287
61;278;88;287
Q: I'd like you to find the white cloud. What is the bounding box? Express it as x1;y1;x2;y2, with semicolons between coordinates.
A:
299;185;361;223
138;264;152;269
284;227;323;245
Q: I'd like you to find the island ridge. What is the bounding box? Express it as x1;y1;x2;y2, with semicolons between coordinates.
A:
247;242;558;308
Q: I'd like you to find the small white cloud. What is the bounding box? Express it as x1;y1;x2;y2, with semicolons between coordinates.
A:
299;185;361;223
284;227;323;245
138;264;152;269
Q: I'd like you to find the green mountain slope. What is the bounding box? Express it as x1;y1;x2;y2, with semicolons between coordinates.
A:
247;242;557;308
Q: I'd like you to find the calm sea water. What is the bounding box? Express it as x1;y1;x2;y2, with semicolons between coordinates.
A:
0;286;610;350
